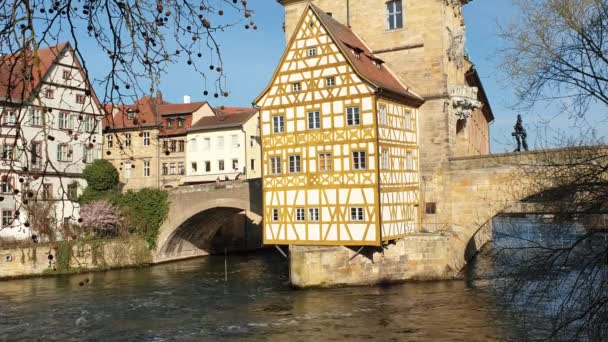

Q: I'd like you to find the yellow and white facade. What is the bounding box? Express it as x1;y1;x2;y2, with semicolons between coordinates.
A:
254;4;424;246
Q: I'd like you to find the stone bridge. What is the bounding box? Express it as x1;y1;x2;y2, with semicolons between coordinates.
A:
154;179;263;263
290;146;607;287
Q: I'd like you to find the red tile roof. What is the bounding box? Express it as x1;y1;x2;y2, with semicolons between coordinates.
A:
309;4;423;106
0;43;67;102
105;97;210;136
189;108;258;132
104;96;163;131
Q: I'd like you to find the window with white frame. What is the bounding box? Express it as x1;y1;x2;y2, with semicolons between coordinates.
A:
143;132;150;146
289;155;301;173
45;88;54;99
308;47;317;57
191;162;198;173
272;208;279;222
295;208;305;222
83;115;93;132
143;160;150;177
232;159;239;171
307;111;320;129
231;134;239;148
0;176;11;194
405;111;412;130
219;160;225;171
379;105;387;126
352;151;367;170
318;152;332;172
381;149;389;170
202;137;210;150
270;156;281;175
292;82;301;92
205;161;211;172
106;134;113;148
170;163;176;175
350;207;364;221
273;116;285;133
406;151;414;170
250;135;256;147
124;133;131;147
57;144;72;162
178;162;185;175
30;141;42;167
4;111;15;125
30;108;41;126
386;0;403;30
251;159;255;171
42;183;52;200
0;145;13;160
346;107;360;126
83;146;95;163
326;77;335;87
124;161;132;178
217;136;224;149
162;163;168;175
308;208;320;222
58;112;71;129
2;210;12;227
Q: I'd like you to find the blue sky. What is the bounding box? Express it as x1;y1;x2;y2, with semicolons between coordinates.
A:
76;1;606;152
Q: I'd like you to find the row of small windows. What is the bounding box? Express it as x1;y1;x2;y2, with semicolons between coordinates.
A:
190;134;244;151
43;88;88;104
270;207;365;222
162;162;185;176
122;160;151;179
291;77;335;92
1;109;100;132
269;150;414;174
0;142;95;164
106;132;150;148
271;107;412;133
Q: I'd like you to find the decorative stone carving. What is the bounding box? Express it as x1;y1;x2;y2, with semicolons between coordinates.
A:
447;26;466;69
448;84;482;120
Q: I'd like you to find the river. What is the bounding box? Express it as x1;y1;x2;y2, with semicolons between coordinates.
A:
0;218;551;341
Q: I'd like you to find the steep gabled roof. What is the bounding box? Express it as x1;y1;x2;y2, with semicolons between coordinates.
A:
254;3;424;107
104;96;163;131
0;43;66;102
0;42;105;115
309;4;423;105
160;102;206;116
189;108;258;132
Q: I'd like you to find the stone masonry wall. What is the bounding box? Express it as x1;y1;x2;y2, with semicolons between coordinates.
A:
0;238;152;279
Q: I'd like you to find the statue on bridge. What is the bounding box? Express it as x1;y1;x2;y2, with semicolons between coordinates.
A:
512;114;529;152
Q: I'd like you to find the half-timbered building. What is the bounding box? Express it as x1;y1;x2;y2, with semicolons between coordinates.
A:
254;4;424;246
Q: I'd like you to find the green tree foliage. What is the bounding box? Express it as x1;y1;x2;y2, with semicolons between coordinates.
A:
117;189;169;249
82;160;119;192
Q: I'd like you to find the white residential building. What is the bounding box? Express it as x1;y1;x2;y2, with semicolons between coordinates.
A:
184;106;261;184
0;43;104;240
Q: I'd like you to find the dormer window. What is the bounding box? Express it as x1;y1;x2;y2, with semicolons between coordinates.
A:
292;82;301;92
308;47;317;57
351;47;364;59
167;119;173;128
371;57;385;70
127;109;135;120
177;118;184;128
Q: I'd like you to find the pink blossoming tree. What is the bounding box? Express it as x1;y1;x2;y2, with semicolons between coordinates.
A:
79;200;122;237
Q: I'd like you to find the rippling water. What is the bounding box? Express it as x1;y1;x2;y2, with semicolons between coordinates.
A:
0;222;537;341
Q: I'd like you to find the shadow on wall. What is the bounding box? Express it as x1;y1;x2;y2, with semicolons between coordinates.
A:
162;207;263;258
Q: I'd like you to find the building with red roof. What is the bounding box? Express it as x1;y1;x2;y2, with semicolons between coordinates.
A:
0;42;105;240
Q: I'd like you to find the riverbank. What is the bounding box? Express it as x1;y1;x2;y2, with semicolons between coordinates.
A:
0;238;152;280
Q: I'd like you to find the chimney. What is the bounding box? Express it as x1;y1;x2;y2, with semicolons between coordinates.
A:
183;95;191;104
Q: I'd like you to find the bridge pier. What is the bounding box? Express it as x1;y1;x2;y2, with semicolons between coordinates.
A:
288;231;487;288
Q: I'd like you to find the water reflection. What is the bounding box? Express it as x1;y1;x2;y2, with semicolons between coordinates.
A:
0;223;538;341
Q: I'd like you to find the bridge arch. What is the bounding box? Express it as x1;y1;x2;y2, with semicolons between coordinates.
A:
154;180;263;262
